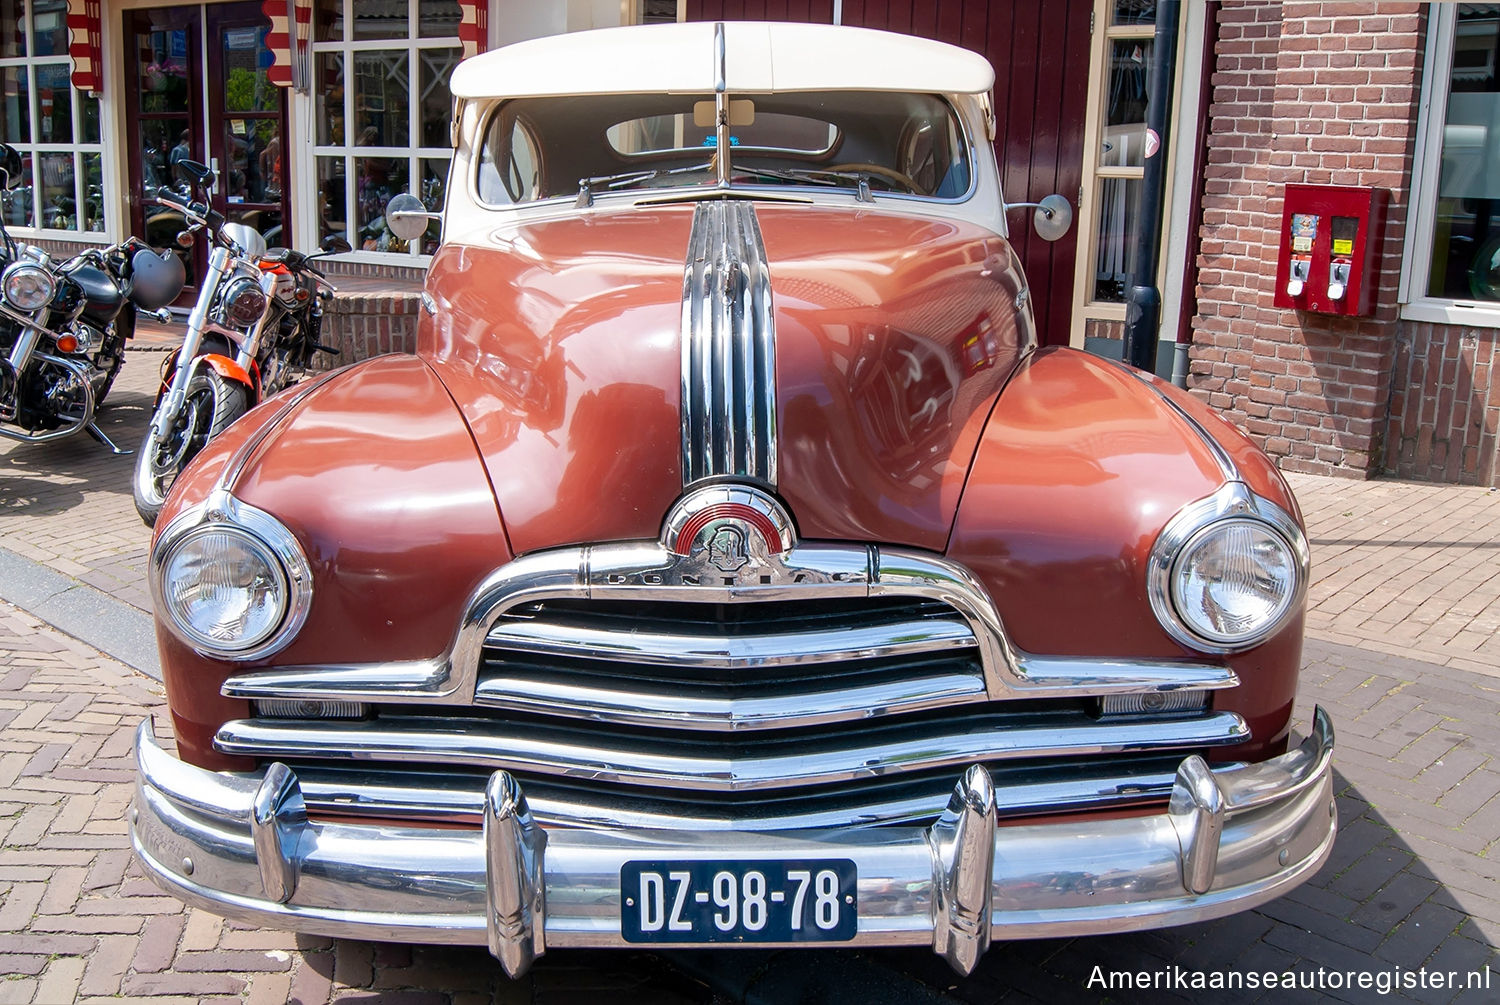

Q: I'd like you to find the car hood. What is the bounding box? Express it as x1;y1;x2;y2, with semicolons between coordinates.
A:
422;200;1031;555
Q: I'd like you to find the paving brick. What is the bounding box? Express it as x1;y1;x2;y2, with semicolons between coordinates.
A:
33;955;86;1004
78;931;139;997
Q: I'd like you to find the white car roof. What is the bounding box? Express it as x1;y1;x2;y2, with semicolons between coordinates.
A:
449;21;996;100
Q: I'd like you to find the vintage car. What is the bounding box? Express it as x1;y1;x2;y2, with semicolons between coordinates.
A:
131;21;1335;976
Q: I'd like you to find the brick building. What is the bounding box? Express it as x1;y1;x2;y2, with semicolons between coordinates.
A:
1188;2;1500;486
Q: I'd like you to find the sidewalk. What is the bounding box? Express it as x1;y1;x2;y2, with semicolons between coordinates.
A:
1;356;1497;1002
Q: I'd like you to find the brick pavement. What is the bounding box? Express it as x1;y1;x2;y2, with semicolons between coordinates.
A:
0;600;1495;1003
0;348;163;613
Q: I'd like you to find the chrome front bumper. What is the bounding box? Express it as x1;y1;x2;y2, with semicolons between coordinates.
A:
131;708;1336;976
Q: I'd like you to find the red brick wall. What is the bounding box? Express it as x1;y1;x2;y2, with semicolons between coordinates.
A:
1188;2;1425;479
1387;325;1500;485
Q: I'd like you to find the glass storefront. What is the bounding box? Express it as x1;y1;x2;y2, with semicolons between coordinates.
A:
0;0;106;233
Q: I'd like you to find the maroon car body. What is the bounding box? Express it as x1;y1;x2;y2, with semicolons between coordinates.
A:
132;21;1334;977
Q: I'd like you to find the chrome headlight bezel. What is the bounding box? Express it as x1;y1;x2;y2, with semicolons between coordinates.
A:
150;492;313;662
2;261;56;311
220;274;270;328
1147;482;1310;655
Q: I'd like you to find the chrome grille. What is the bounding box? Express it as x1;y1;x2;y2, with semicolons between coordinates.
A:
475;596;987;730
215;537;1248;831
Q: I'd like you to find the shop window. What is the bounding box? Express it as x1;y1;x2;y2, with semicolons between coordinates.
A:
1082;2;1160;309
0;0;106;234
312;0;459;257
1402;3;1500;325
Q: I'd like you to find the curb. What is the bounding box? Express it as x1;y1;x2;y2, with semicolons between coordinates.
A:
0;545;161;680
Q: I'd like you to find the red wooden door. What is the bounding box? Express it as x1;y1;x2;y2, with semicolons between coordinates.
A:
684;0;1092;346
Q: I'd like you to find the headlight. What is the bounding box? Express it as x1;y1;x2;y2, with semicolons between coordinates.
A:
220;275;269;327
2;262;55;310
152;494;312;661
1148;485;1308;653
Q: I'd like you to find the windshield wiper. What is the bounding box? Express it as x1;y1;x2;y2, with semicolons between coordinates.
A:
575;161;714;207
734;166;881;202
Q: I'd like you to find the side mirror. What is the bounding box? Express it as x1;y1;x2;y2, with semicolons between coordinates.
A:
174;158;216;190
1006;193;1074;243
385;193;440;242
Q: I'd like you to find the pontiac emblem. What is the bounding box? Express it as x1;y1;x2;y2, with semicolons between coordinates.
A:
707;526;749;572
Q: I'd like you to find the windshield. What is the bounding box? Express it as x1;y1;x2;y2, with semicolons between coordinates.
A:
477;90;972;205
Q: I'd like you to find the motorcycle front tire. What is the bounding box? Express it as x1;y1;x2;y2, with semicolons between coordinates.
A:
132;368;249;527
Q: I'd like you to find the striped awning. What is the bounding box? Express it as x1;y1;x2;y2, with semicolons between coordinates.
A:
459;0;488;59
263;0;311;89
67;0;103;95
263;1;487;88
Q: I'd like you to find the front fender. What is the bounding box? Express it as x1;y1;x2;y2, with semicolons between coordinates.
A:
947;347;1304;762
154;355;512;769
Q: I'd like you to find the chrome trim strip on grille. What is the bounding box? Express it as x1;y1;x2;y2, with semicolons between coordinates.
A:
485;613;976;669
222;540;1240;707
214;711;1250;793
472;669;987;732
291;760;1220;831
680;200;777;487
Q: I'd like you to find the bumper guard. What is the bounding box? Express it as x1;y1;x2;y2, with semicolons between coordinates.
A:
131;708;1335;976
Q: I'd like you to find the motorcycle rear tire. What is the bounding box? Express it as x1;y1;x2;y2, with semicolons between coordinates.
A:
132;369;249;527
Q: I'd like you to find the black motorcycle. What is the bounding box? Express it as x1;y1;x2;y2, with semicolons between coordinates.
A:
0;144;186;451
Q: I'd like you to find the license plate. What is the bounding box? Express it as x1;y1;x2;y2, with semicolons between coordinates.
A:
620;859;858;943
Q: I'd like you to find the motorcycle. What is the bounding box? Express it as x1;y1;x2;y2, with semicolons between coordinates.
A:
132;159;340;525
0;144;185;452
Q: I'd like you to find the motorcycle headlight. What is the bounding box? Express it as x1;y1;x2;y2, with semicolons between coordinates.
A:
3;262;55;311
1148;486;1308;653
221;275;269;327
152;496;312;661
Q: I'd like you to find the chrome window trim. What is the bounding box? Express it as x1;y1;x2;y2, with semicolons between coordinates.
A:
1146;482;1311;655
151;490;315;663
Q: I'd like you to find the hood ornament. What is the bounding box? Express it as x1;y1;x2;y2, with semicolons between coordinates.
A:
592;484;864;591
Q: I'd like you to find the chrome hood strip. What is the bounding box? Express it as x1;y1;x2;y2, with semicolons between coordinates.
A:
680;200;777;487
214;710;1250;793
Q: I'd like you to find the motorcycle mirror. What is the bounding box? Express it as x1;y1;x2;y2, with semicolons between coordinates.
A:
173;158;216;190
0;143;20;189
385;193;437;242
320;234;353;254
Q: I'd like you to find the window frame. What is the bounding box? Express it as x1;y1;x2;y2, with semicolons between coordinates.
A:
1399;4;1500;328
308;0;461;262
1068;0;1201;351
0;0;109;240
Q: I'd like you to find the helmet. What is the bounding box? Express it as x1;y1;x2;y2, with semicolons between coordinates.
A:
130;249;187;310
